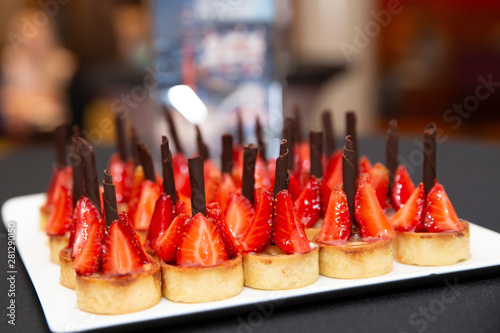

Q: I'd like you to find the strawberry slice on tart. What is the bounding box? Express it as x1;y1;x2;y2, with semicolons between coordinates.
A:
391;165;416;211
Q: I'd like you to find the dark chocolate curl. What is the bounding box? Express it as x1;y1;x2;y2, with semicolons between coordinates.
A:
195;125;210;160
161;136;177;204
189;156;206;216
115;113;128;161
55;123;68;168
273;149;289;198
130;127;140;166
221;134;233;174
256;117;267;162
103;169;119;226
310;131;323;178
343;136;357;226
242;144;258;205
71;125;81;140
137;143;156;182
293;105;303;143
284;117;296;171
70;135;85;206
423;123;437;195
279;139;287;156
237;111;244;146
322;111;336;157
163;105;184;155
386;119;398;195
346;111;358;177
78;138;101;214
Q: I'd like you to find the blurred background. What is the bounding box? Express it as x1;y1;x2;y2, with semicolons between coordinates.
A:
0;0;499;157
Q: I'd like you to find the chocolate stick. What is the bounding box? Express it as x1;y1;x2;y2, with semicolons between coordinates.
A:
279;139;287;156
163;104;185;155
221;134;233;175
195;125;210;160
130;127;141;166
386;120;398;195
423;123;437;195
293;105;303;143
343;135;357;226
284;117;296;171
310;131;323;178
78;138;101;213
161;136;177;204
256;117;267;162
237;111;244;146
242;144;258;205
103;170;119;226
189;156;206;216
115;113;128;161
346;111;358;176
55;123;68;168
273;149;289;198
322;110;336;158
70;134;85;206
137;143;156;182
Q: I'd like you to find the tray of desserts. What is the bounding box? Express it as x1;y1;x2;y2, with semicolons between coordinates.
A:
4;110;500;332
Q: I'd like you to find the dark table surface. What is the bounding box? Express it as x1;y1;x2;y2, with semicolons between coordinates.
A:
1;137;500;333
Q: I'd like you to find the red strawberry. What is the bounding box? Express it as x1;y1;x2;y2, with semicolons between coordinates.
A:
295;177;322;228
156;214;190;263
326;155;343;189
224;193;254;238
217;173;237;212
205;172;221;205
391;165;416;211
72;221;105;276
318;178;331;217
145;193;176;252
70;197;103;258
359;155;372;175
369;163;389;210
288;173;302;201
391;183;426;232
317;187;351;244
108;153;133;204
128;180;161;231
355;174;396;240
117;212;149;262
42;166;73;212
45;184;73;236
176;213;228;267
324;151;342;180
255;157;272;191
273;190;311;254
206;202;242;258
175;197;191;217
239;191;273;253
423;182;463;232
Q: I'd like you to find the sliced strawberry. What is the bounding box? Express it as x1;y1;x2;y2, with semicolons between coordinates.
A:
324;150;342;181
129;166;145;203
128;180;161;231
369;163;389;210
45;184;73;236
156;214;190;263
355;174;396;240
217;173;237;212
326;154;343;189
318;179;331;217
391;165;416;211
205;172;221;205
145;193;176;252
72;221;105;276
423;182;463;232
102;221;144;276
239;191;273;253
70;197;103;258
108;153;132;204
295;177;322;228
176;213;228;267
391;183;426;232
273;190;311;254
206;202;241;258
359;155;372;175
288;173;302;201
175;197;191;217
317;187;351;245
117;212;149;262
255;156;272;191
224;193;255;238
42;166;73;212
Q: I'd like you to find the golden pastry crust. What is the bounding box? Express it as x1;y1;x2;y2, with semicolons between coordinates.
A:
243;245;319;290
49;235;69;264
305;228;321;241
59;247;75;289
317;238;393;279
393;221;470;266
136;230;148;245
40;207;49;231
75;254;161;314
161;255;244;303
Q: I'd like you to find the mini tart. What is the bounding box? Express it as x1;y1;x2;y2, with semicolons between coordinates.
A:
75;254;161;314
59;247;75;289
161;255;243;303
317;238;393;279
243;244;319;290
305;219;323;241
394;220;470;266
49;235;69;264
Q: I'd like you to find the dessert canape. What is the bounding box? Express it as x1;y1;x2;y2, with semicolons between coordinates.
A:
74;169;161;314
315;136;395;279
241;147;319;290
157;156;243;303
392;124;470;266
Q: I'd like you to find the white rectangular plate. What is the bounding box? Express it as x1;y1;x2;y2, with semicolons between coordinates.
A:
3;193;500;332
